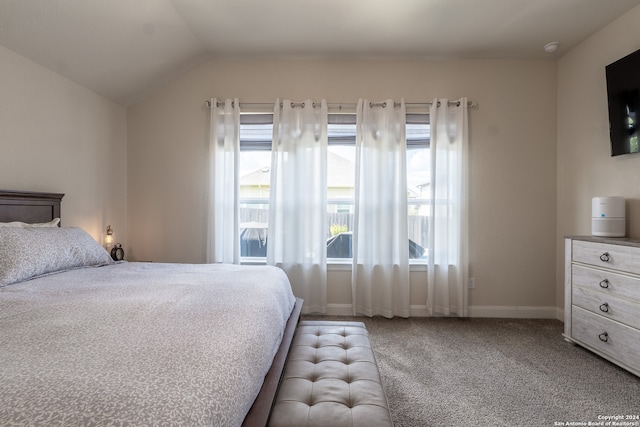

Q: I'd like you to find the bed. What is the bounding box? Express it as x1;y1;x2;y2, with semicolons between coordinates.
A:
0;190;303;427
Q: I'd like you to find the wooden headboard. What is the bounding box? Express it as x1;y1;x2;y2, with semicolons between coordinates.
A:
0;190;64;224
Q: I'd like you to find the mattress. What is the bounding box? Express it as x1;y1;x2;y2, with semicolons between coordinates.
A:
0;262;296;426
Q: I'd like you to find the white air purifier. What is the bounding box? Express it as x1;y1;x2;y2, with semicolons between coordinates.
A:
592;196;626;237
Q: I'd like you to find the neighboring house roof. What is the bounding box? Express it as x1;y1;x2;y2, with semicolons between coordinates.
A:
240;167;271;187
327;151;354;188
240;151;430;198
407;187;420;199
240;151;355;188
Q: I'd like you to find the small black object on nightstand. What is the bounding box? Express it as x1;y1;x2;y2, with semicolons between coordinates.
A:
110;243;124;261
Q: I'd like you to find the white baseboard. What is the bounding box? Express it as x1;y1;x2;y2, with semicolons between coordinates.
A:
326;304;353;316
326;304;561;319
409;305;430;317
467;305;559;319
326;304;431;317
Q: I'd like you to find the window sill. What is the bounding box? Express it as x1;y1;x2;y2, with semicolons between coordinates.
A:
240;258;428;272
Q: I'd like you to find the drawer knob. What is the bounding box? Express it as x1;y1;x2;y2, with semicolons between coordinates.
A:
598;332;609;343
599;252;610;262
599;279;610;289
599;302;610;313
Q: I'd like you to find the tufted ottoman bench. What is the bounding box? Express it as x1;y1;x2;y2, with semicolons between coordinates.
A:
268;320;393;427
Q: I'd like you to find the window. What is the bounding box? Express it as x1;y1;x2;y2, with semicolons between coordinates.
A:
239;115;272;258
406;114;430;262
326;115;356;259
238;113;430;262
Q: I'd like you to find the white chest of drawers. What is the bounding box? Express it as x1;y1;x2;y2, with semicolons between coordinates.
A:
564;237;640;377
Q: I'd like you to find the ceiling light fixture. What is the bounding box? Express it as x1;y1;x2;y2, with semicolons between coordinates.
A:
543;42;560;53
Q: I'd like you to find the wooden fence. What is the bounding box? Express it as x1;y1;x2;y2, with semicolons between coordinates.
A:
239;208;428;245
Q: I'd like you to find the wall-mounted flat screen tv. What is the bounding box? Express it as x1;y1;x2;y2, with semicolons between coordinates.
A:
606;48;640;157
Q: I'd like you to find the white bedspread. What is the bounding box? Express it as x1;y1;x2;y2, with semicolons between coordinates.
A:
0;262;296;426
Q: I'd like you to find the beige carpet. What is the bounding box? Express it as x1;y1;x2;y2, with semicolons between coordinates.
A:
303;316;640;427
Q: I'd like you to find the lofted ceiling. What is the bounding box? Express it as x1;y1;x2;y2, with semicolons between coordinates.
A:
1;0;639;106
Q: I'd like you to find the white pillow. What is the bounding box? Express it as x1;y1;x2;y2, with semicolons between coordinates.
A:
0;218;60;228
0;226;113;287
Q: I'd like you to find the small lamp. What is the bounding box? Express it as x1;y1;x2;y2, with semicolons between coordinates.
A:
105;225;114;250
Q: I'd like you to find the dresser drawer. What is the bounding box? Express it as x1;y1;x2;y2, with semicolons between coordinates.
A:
572;285;640;330
572;306;640;372
573;240;640;276
572;264;640;302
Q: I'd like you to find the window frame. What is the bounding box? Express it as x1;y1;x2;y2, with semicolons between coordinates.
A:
238;112;431;266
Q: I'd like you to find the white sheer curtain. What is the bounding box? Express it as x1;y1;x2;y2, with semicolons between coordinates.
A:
352;99;410;318
206;98;240;264
268;99;328;314
427;98;469;316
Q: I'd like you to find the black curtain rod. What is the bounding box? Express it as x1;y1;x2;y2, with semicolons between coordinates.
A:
203;100;476;109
